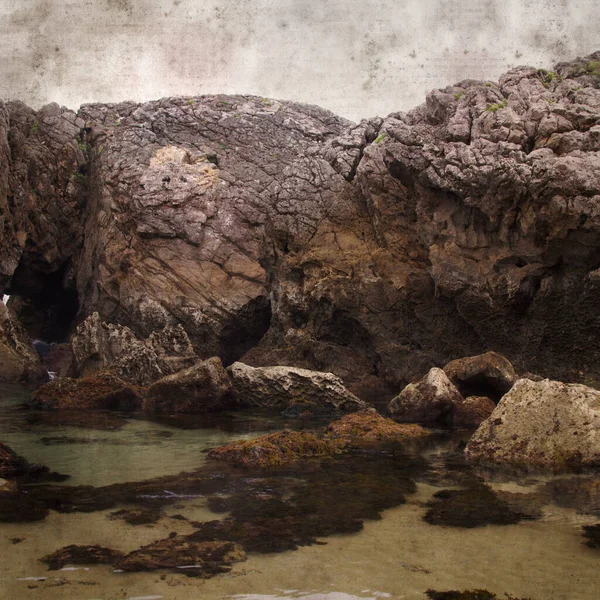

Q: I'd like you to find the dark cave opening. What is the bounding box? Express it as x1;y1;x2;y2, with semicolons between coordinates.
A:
6;265;79;344
218;296;272;367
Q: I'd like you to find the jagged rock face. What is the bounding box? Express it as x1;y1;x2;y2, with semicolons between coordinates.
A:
244;53;600;391
71;312;198;385
2;54;600;391
0;303;47;383
465;378;600;469
0;101;84;296
73;96;352;366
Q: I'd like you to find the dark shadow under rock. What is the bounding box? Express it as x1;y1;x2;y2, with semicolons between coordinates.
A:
423;483;540;528
41;544;125;570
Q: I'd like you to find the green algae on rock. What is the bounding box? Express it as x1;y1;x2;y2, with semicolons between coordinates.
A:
207;430;344;468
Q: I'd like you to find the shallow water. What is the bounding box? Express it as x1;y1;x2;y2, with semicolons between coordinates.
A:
1;385;600;600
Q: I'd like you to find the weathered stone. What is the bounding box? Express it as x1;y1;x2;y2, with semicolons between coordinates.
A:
451;395;496;428
388;368;463;426
71;312;197;385
227;362;367;415
143;357;236;413
465;378;600;469
443;351;517;401
324;408;429;445
0;303;47;383
29;371;143;410
207;430;344;468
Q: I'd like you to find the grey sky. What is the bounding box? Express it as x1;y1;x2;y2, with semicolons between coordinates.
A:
1;0;598;122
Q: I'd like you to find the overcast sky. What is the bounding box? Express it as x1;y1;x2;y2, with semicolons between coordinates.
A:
1;0;599;122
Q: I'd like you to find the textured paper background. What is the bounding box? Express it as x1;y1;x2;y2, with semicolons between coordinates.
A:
1;0;599;122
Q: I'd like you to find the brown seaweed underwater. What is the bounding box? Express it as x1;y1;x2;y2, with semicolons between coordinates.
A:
1;385;600;600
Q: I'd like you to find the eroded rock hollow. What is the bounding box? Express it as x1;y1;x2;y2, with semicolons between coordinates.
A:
2;53;600;393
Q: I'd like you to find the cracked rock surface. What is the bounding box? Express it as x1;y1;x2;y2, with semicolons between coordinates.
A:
2;53;600;392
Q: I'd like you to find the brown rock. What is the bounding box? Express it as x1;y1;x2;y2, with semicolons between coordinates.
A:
207;431;344;468
324;408;429;445
388;368;464;426
29;371;143;410
443;352;517;401
3;53;600;394
451;395;496;428
0;303;47;383
143;357;236;413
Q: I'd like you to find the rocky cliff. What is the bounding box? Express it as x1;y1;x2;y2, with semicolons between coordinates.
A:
2;53;600;393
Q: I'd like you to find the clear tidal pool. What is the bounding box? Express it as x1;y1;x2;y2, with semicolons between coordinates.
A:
0;384;599;600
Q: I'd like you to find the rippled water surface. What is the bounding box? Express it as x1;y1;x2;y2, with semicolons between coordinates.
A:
1;384;599;600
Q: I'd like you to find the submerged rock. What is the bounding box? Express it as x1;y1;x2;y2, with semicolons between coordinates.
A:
143;357;236;413
388;368;463;426
582;523;600;548
0;303;47;384
117;538;246;577
423;483;538;528
443;351;517;401
0;442;48;479
41;545;125;570
324;408;429;446
465;378;600;469
207;430;344;468
29;371;144;410
227;362;367;416
107;508;164;525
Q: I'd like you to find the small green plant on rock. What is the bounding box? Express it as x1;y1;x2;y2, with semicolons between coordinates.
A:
585;60;600;75
374;132;387;144
486;100;508;113
453;92;463;100
29;121;40;135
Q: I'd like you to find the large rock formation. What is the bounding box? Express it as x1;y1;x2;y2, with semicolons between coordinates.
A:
465;378;600;469
2;53;600;391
